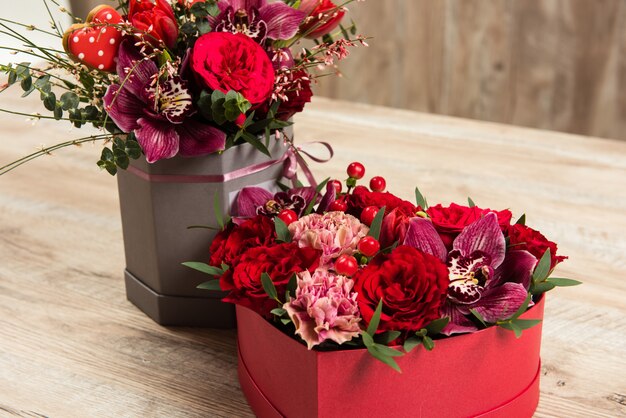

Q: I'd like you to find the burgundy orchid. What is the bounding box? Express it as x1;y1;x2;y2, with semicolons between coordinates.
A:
404;213;537;335
235;182;335;219
103;40;226;163
209;0;306;43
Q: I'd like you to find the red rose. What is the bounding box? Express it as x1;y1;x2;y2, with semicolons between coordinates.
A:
379;206;414;248
209;215;276;267
222;243;321;316
353;245;449;334
507;224;566;270
299;0;346;39
128;0;178;49
347;186;417;219
190;32;275;105
426;203;512;250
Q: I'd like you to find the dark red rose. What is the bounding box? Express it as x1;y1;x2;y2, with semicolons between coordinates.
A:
379;206;415;248
426;203;512;250
190;32;275;105
507;224;566;270
209;215;276;267
347;186;417;219
222;243;321;316
353;245;449;334
128;0;178;49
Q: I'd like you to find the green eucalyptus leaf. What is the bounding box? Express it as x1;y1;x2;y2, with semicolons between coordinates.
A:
361;331;374;347
403;336;422;353
532;248;552;284
470;309;487;327
274;217;292;243
415;187;428;209
270;308;287;317
515;214;526;225
261;273;278;300
366;345;402;373
531;281;556;295
196;280;222;291
375;330;401;345
286;273;298;299
468;197;476;207
547;278;582;287
60;91;79;110
425;317;450;335
510;293;532;320
182;261;224;276
367;205;386;240
511;318;542;330
498;321;522;338
422;336;435;351
367;298;384;336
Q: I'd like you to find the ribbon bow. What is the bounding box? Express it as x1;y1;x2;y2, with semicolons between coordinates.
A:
282;141;334;188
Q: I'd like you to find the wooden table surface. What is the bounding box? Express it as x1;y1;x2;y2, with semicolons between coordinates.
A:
1;91;625;418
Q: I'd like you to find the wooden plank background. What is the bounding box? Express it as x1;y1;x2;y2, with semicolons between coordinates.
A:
315;0;626;141
68;1;626;140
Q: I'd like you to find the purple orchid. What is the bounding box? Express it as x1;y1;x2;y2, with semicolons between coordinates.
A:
235;182;335;220
404;213;537;335
209;0;306;43
103;40;226;163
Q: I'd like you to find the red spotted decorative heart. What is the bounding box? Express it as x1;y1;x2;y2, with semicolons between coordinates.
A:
62;5;123;72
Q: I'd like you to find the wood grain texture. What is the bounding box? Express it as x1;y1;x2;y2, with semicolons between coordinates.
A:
1;90;626;417
314;0;626;141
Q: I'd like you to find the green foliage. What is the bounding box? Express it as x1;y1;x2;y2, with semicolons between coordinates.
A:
363;299;404;373
197;89;251;125
96;135;141;175
496;294;542;338
182;261;226;277
196;280;223;291
515;214;526;225
403;317;450;353
415;186;428;209
261;273;279;301
274;217;292;243
367;206;386;240
468;197;476;207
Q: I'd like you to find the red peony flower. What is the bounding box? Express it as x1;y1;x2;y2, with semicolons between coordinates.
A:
347;186;417;219
128;0;178;49
299;0;346;39
353;245;449;334
190;32;275;105
507;224;567;270
221;243;321;316
426;203;512;250
209;215;276;267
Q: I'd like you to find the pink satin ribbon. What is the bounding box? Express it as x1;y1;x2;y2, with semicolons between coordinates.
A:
125;141;334;185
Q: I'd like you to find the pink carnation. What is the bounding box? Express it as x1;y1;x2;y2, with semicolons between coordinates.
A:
288;212;369;266
284;270;361;349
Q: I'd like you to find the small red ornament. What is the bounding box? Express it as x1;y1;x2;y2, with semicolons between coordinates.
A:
329;200;348;212
329;179;343;194
369;176;387;192
358;236;381;257
347;162;365;179
360;206;379;226
277;209;298;225
334;254;359;276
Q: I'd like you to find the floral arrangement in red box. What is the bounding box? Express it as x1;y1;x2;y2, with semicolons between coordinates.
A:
0;0;365;175
186;162;580;371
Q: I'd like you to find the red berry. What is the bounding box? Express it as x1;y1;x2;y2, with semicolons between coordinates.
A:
347;162;365;179
358;236;381;257
360;206;379;226
329;179;342;194
334;254;359;276
329;200;348;212
277;209;298;225
369;176;386;192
